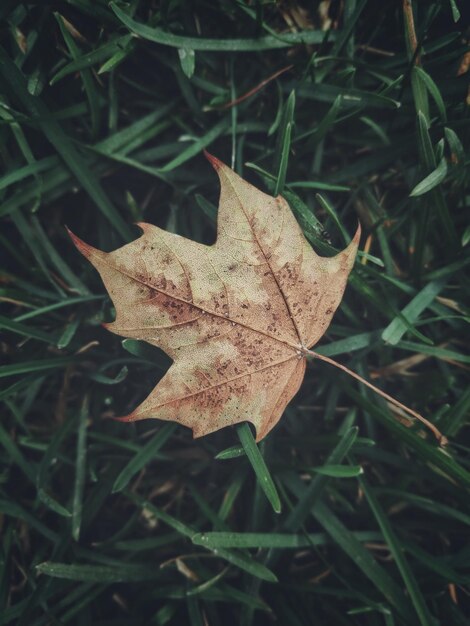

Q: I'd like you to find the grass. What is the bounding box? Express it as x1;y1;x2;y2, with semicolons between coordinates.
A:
1;1;469;624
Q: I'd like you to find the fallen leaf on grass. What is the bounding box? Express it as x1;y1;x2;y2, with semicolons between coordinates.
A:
68;153;358;440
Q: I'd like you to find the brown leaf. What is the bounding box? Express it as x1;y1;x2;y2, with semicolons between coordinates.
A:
68;154;360;441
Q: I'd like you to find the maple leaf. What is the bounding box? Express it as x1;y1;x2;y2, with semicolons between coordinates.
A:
69;154;361;441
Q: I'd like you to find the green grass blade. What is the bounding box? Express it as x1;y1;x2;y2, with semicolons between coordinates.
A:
112;424;176;493
0;422;36;483
358;475;437;626
38;488;72;518
49;34;133;83
313;501;414;621
237;423;281;514
274;90;295;196
0;47;132;241
125;491;278;581
36;561;164;582
193;530;381;549
410;157;448;197
381;278;446;345
110;3;334;51
158;118;229;172
413;67;447;123
345;387;470;487
0;357;76;378
285;426;358;530
0;315;57;344
311;464;363;477
215;445;245;460
55;13;101;137
72;396;89;541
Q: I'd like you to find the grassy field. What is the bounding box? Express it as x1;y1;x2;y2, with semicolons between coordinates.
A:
1;1;469;624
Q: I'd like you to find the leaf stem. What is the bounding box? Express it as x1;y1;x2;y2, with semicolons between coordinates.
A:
304;349;447;446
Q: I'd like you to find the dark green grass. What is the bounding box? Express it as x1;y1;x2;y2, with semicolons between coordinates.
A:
1;1;469;624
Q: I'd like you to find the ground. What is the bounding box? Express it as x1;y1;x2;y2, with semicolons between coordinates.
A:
0;2;469;625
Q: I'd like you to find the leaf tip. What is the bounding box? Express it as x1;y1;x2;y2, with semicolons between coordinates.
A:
113;413;136;423
66;227;96;259
345;222;362;261
112;407;143;423
338;222;361;265
353;222;362;244
204;150;223;171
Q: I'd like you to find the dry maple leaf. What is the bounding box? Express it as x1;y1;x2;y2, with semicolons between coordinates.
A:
68;153;444;444
68;154;358;440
